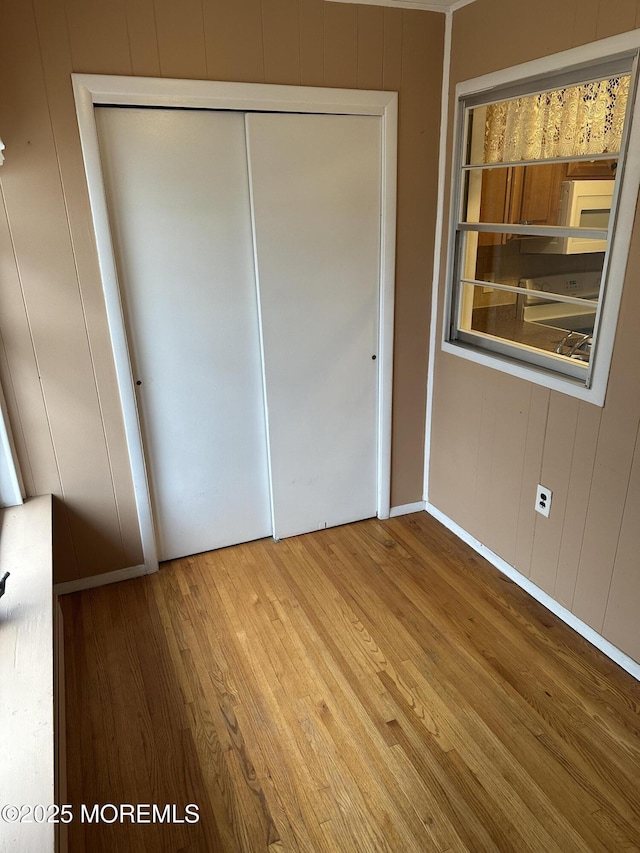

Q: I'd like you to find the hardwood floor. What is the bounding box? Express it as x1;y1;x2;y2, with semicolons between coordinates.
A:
62;512;640;852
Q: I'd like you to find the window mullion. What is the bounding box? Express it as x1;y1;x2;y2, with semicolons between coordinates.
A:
462;153;619;171
459;278;599;307
457;222;609;240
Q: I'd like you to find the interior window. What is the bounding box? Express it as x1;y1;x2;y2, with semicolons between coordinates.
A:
446;55;638;395
0;392;23;508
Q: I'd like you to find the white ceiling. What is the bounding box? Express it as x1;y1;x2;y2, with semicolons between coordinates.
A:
326;0;477;12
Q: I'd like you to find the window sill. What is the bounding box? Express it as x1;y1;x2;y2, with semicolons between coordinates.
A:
0;496;54;853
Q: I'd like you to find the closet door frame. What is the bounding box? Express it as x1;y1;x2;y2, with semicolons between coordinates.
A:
73;74;398;574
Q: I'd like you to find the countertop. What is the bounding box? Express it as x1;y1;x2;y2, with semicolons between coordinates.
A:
471;305;576;355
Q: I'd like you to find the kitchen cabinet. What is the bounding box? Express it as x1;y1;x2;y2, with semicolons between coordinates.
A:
518;163;567;226
477;159;616;246
566;159;617;179
477;167;512;246
479;162;567;245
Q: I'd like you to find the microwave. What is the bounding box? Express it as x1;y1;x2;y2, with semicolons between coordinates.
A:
521;179;615;254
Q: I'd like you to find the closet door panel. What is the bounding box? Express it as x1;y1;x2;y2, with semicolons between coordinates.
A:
96;107;272;561
246;112;381;539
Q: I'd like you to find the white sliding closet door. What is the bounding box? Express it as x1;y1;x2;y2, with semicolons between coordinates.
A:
246;113;381;539
96;108;272;561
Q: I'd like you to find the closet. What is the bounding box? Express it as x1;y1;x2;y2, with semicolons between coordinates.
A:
96;106;381;562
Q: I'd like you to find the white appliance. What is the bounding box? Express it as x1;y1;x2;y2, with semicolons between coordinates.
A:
522;179;615;254
519;271;600;332
520;271;601;363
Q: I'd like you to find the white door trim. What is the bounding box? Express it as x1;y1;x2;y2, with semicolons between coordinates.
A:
72;75;398;573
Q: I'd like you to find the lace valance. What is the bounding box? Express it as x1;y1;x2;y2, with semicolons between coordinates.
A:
483;75;630;164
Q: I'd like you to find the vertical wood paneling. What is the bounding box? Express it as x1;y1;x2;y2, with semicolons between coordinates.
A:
299;0;323;86
595;0;638;40
153;0;207;79
53;496;80;583
526;0;577;57
472;373;498;539
529;393;580;595
481;375;533;565
429;355;484;533
571;0;600;46
450;0;542;81
203;0;264;83
123;0;161;77
0;196;57;496
572;203;640;632
460;0;577;63
513;386;549;579
575;406;640;630
262;0;301;85
357;7;384;91
1;1;125;578
553;402;601;609
382;8;403;92
392;9;444;506
64;0;132;74
33;0;144;569
602;425;640;661
323;3;358;88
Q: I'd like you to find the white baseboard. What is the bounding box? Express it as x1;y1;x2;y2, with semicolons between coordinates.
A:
425;501;640;682
54;563;151;596
390;501;427;517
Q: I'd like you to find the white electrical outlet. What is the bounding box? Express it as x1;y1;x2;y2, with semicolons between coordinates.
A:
535;484;552;517
482;273;495;294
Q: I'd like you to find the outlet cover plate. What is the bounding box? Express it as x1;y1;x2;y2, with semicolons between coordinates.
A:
536;484;552;518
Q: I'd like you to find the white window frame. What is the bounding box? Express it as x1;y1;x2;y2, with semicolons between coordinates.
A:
442;31;640;407
0;382;24;508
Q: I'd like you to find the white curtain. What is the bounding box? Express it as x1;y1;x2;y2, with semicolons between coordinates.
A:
483;75;630;164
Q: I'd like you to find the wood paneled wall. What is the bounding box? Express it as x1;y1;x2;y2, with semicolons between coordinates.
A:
0;1;444;581
429;0;640;663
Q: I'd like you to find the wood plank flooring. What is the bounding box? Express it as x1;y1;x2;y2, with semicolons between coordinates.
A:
61;512;640;852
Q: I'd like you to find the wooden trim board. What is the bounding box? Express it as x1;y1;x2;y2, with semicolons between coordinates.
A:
54;563;147;596
390;501;426;516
